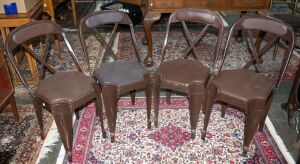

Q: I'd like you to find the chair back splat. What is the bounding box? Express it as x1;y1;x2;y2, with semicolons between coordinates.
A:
202;15;295;157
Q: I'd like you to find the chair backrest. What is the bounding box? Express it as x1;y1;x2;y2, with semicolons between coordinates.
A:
161;8;224;69
5;20;82;96
79;10;141;75
219;15;295;89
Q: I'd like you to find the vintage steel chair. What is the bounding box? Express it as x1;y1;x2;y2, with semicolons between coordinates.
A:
201;15;295;156
5;21;106;161
79;10;152;143
152;8;224;139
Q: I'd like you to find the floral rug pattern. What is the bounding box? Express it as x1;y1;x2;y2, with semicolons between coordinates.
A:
72;98;286;163
0;104;52;164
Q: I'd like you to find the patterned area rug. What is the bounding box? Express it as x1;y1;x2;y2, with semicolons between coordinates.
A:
72;98;286;163
0;103;52;163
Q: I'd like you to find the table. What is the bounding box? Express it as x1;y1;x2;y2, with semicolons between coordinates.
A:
43;0;77;26
140;0;272;66
0;1;43;83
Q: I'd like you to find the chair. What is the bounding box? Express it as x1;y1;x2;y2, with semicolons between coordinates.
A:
79;10;152;143
201;15;295;156
5;21;106;161
152;8;224;139
0;50;19;122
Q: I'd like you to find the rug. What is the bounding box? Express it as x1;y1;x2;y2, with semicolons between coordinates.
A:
71;98;286;163
0;103;53;164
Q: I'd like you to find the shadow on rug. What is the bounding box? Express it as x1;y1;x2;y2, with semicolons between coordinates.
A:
72;98;286;163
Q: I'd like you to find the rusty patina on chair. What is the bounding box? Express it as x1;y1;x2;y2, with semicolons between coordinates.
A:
201;15;295;156
5;21;106;161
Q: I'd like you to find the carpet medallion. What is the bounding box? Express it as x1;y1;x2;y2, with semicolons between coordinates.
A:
72;98;285;163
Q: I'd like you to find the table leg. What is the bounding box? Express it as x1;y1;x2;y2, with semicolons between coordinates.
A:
235;11;247;42
27;44;39;80
281;63;300;127
71;0;77;26
143;13;161;67
1;27;7;43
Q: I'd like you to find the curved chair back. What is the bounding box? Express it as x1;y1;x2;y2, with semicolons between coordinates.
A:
79;10;141;74
220;15;295;89
5;20;82;96
161;8;224;69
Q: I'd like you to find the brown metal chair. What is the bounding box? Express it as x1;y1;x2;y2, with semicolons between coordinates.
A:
79;10;152;143
5;21;106;161
152;8;224;139
201;15;295;156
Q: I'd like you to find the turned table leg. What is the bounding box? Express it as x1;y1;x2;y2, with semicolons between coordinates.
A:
143;13;161;67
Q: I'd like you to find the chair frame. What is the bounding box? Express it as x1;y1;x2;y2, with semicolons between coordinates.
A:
5;20;106;161
79;10;152;143
201;15;295;156
152;8;224;139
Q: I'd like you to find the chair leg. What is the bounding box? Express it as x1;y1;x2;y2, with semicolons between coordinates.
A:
93;83;106;138
221;104;227;118
166;89;171;105
102;85;118;143
188;83;204;139
9;95;19;122
152;73;161;128
259;94;274;131
243;100;266;156
144;74;152;129
52;104;73;161
33;97;45;139
201;83;217;140
130;90;136;106
75;109;80;120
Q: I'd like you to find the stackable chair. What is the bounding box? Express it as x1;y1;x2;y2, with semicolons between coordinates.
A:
201;15;295;156
152;8;224;139
79;10;152;143
5;21;106;161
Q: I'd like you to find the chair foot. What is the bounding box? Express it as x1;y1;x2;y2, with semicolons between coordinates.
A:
242;146;249;156
111;133;115;143
40;129;45;140
221;112;225;118
147;119;151;129
201;131;206;140
102;131;107;138
191;129;196;139
67;151;72;162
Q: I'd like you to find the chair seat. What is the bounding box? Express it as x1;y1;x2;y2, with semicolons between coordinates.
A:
35;71;95;105
157;59;210;88
94;60;148;87
213;69;273;102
